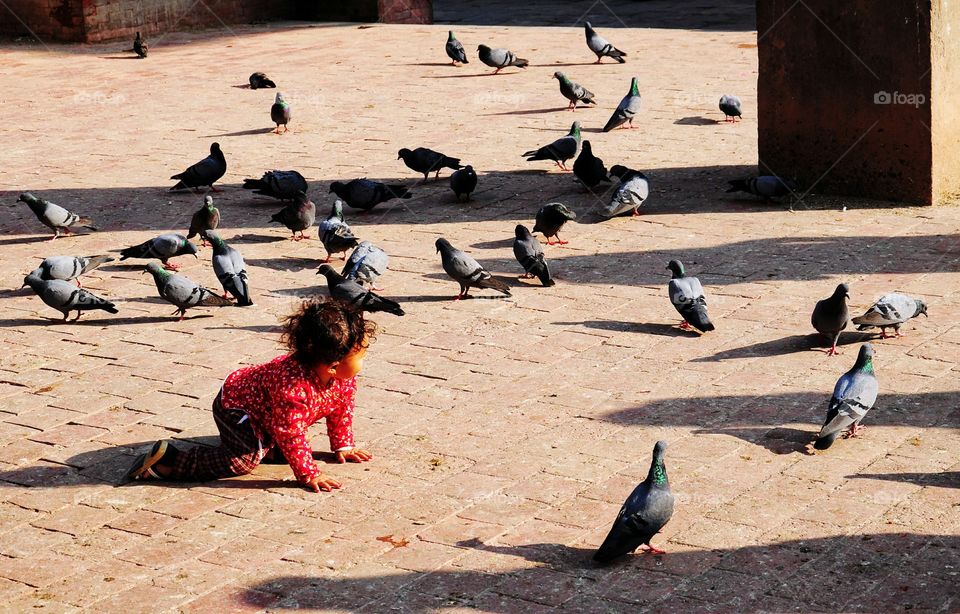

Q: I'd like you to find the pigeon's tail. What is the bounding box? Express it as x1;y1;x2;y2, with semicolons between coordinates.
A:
269;211;284;225
593;527;643;564
84;255;115;272
610;50;627;63
522;148;551;162
200;292;233;307
169;180;188;191
477;276;512;296
261;78;276;88
602;113;626;133
102;302;120;314
813;432;838;450
74;217;95;229
582;96;597;105
511;57;529;68
522;256;554;287
364;294;404;316
726;179;749;193
119;243;147;261
242;178;267;191
850;316;876;329
387;185;413;199
681;300;715;332
442;157;463;170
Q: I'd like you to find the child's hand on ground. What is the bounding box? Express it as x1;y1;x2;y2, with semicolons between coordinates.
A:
336;447;373;463
306;473;342;493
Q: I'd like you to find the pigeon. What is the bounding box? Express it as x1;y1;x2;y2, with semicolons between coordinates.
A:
330;179;411;212
207;231;252;306
342;241;389;289
398;147;463;181
523;121;581;171
22;270;118;322
533;202;577;245
814;344;878;450
186;195;220;247
852;294;927;338
603;77;642;132
572;141;610;190
269;192;315;241
450;165;478;201
132;32;148;58
36;254;115;286
593;440;674;563
145;262;232;321
243;170;308;201
812;283;850;356
513;225;554;287
585;21;626;64
119;233;198;271
445;31;468;65
316;264;404;316
249;72;276;89
18;193;96;240
170;142;227;192
477;44;529;73
719;94;742;122
435;238;511;300
318;200;359;262
726;176;795;200
271;92;291;133
667;260;715;332
604;165;649;217
554;72;596;110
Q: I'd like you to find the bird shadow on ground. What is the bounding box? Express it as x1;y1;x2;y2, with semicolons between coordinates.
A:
546;61;606;67
232;84;252;89
208;324;282;333
847;471;960;489
231;233;289;244
694;426;816;455
97;55;140;60
555;320;695;337
470;237;514;249
245;257;320;272
0;235;51;246
675;116;720;125
691;332;875;362
481;107;570;117
202;127;275;138
423;72;503;79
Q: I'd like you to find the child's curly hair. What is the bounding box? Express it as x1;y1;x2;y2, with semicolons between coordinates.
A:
281;299;378;366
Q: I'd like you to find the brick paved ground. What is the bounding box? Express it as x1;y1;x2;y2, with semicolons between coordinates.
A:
1;1;959;612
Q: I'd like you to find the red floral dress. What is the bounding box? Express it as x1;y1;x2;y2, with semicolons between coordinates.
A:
219;354;356;484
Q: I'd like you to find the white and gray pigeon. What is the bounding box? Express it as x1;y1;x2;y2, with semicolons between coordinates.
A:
36;254;115;285
523;122;581;171
342;241;389;289
602;77;641;132
119;233;198;271
170;142;226;192
316;264;404;316
22;269;118;321
814;343;878;450
318;200;359;262
445;31;468;65
18;193;96;240
604;165;649;217
727;176;795;200
812;283;849;356
584;21;626;63
719;94;742;122
852;294;927;338
435;238;511;300
554;72;596;110
329;179;412;212
594;440;674;563
513;225;554;287
667;260;715;332
477;44;529;73
144;262;231;321
207;231;252;306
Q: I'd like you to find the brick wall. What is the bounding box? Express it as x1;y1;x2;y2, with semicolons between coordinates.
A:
0;0;85;41
378;0;432;23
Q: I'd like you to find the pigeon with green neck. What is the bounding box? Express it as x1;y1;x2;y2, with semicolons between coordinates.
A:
22;270;118;322
602;77;641;132
553;72;596;110
207;231;252;306
144;262;231;321
120;233;198;271
523;121;581;171
445;31;468;65
36;254;115;287
19;193;97;241
318;200;359;262
814;343;878;449
271;92;291;134
187;195;219;247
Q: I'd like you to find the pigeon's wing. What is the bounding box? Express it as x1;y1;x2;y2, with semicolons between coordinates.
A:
852;294;914;327
445;249;485;282
160;275;203;308
173;155;220;186
668;277;702;308
818;372;878;440
604;176;648;216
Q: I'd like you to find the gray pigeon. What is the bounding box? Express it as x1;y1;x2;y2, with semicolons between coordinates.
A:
602;77;642;132
719;94;742;122
513;225;554;287
667;260;715;332
852;294;927;338
445;31;468;65
120;233;198;271
523;121;581;171
812;283;849;356
342;241;389;289
584;21;626;64
533;202;577;245
186;195;220;247
316;264;404;316
145;262;232;321
132;31;148;58
604;165;649;217
330;179;412;212
594;440;674;563
398;147;463;181
170;143;226;192
450;166;478;201
436;238;511;300
18;193;96;240
572;141;610;190
727;176;795;200
249;72;276;89
554;72;596;110
36;254;115;285
477;44;529;73
207;231;252;306
243;170;308;201
814;344;878;450
269;192;315;241
318;200;359;262
22;270;118;321
271;92;291;133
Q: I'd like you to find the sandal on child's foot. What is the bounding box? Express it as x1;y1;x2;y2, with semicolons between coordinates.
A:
126;440;168;481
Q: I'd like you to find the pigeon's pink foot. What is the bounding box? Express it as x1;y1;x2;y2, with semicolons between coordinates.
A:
556;239;569;245
643;544;666;555
75;279;82;287
163;263;181;272
50;235;59;241
221;292;230;300
826;345;841;356
323;255;332;263
844;424;866;438
632;208;642;216
679;321;692;331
